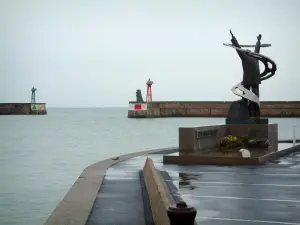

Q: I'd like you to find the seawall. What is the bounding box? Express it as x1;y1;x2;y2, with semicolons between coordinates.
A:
128;101;300;118
0;103;47;115
44;147;177;225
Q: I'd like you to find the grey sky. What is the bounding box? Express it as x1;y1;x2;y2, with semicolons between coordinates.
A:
0;0;299;107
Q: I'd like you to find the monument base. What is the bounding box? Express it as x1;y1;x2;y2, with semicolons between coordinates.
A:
226;117;269;125
169;123;278;165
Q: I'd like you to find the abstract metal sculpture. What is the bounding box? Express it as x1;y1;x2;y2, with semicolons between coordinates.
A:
136;89;144;103
224;30;277;124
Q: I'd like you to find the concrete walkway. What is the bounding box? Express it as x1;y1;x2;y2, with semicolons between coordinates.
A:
86;146;300;225
86;158;148;225
85;153;170;225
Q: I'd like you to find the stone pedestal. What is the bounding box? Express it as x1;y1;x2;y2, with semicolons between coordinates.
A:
179;123;278;155
226;118;269;125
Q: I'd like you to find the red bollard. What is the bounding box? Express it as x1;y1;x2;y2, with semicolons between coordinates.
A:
167;201;197;225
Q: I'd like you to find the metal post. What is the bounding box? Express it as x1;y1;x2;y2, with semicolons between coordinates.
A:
167;201;197;225
293;125;296;147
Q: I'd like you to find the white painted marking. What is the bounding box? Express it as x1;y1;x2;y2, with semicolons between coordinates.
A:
184;195;300;203
105;177;139;180
128;103;135;110
169;171;300;176
196;216;300;225
166;180;300;187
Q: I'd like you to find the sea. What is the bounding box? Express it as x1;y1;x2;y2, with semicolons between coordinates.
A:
0;108;299;225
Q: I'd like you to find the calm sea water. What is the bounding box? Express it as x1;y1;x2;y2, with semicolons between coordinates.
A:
0;108;299;225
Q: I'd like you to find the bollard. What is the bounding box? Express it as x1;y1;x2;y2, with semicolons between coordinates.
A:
293;125;296;147
167;201;197;225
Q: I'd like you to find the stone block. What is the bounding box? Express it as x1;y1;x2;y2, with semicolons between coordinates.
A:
147;108;161;117
179;123;278;155
143;158;172;225
211;108;227;116
185;108;210;116
127;110;147;118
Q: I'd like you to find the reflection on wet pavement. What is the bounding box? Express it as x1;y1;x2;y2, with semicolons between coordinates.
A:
177;173;200;190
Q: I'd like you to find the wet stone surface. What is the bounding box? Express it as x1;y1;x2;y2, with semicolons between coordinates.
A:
85;160;147;225
165;152;300;225
86;147;300;225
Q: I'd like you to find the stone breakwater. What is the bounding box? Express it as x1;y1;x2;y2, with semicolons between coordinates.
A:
128;101;300;118
44;147;177;225
0;103;47;115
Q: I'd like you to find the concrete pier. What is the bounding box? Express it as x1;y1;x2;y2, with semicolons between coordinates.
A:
44;147;177;225
44;144;300;225
163;151;300;225
128;101;300;118
0;103;47;115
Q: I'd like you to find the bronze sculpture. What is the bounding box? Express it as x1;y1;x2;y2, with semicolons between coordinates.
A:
224;30;277;124
136;89;144;103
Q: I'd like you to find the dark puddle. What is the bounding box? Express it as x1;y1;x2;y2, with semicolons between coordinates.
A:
178;172;200;190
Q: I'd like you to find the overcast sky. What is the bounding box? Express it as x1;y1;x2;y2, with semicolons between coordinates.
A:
0;0;299;107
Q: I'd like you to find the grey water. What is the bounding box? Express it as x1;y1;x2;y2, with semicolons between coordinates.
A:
0;108;299;225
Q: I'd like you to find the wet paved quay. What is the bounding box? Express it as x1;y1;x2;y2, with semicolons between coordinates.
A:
166;152;300;225
87;148;300;225
86;159;147;225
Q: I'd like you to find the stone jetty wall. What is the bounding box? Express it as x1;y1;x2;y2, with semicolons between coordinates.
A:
128;101;300;118
0;103;47;115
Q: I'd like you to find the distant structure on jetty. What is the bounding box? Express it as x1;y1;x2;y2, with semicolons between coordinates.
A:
128;101;300;118
146;78;153;102
127;81;300;118
0;86;47;115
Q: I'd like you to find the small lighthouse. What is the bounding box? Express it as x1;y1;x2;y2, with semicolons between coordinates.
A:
146;78;153;102
31;86;37;104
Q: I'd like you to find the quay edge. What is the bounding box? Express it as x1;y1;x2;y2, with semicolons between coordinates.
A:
44;147;177;225
0;103;47;115
44;144;299;225
128;101;300;118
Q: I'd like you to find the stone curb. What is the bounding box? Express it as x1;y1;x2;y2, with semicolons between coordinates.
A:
143;158;174;225
164;145;300;165
44;147;176;225
260;144;300;162
163;155;262;165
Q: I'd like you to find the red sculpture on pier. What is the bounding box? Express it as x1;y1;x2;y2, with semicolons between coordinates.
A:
146;78;153;102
